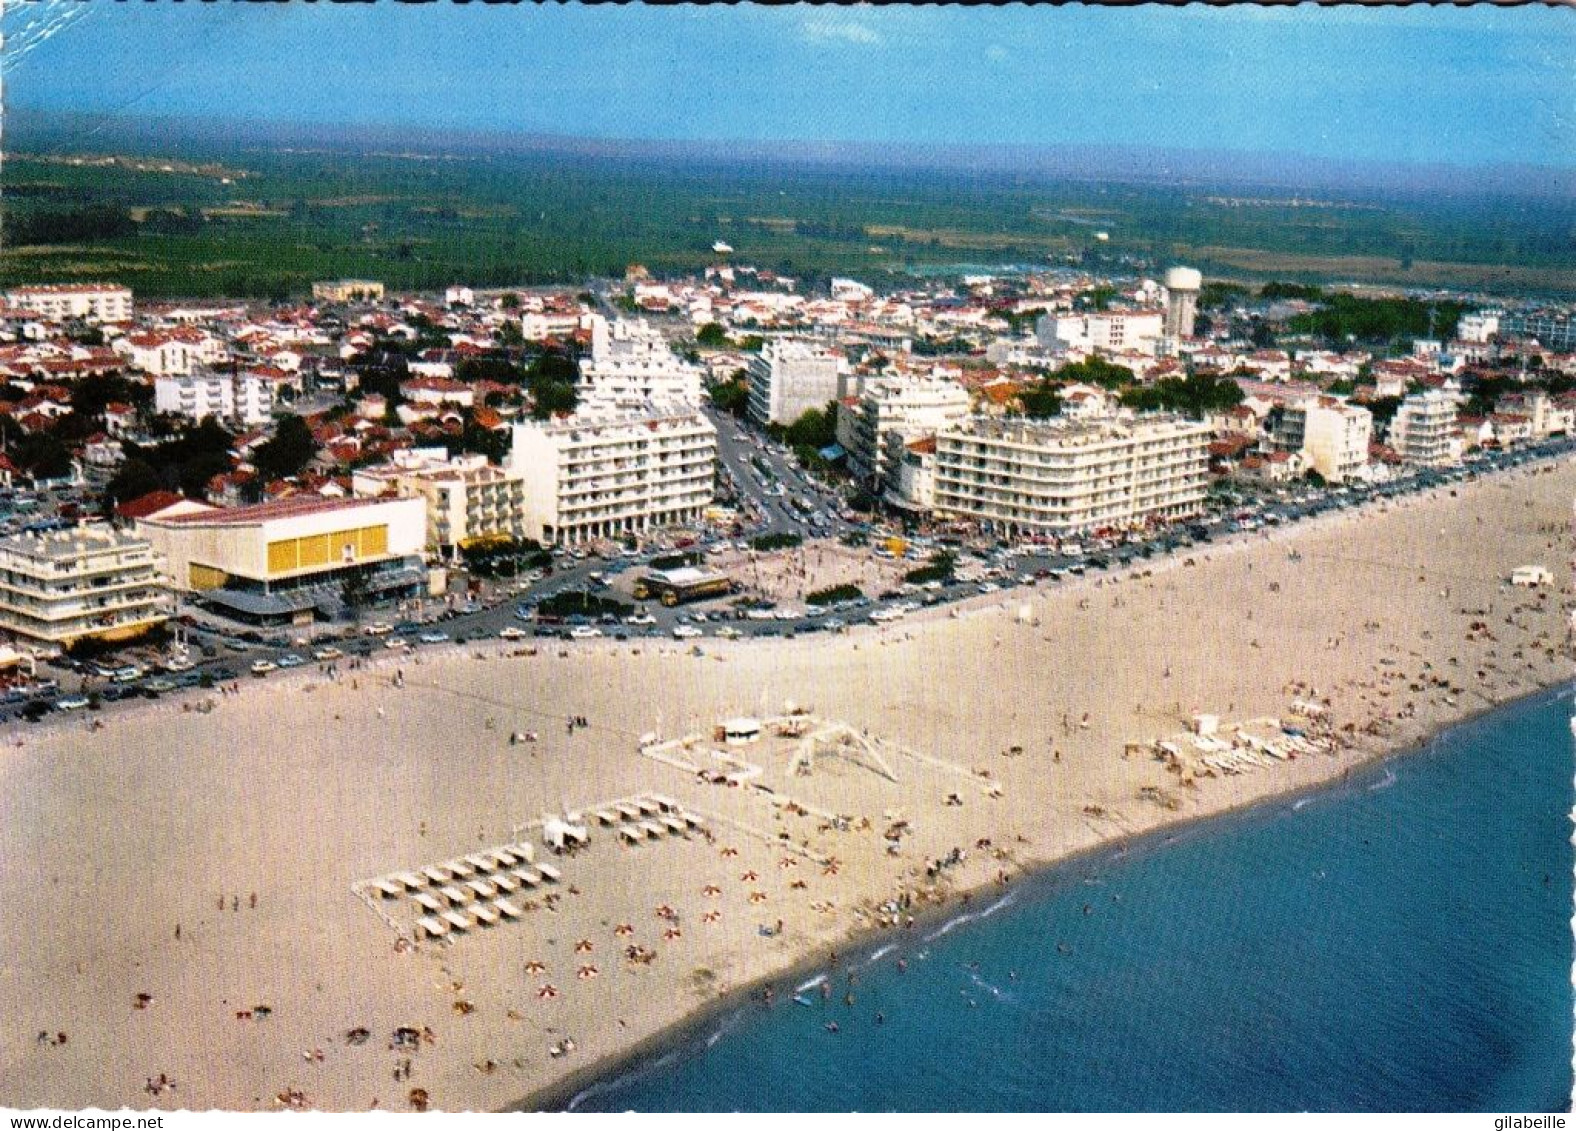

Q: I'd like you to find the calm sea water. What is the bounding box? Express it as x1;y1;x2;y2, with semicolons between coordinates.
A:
570;685;1575;1112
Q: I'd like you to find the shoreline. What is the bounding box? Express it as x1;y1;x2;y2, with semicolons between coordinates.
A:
3;455;1571;1113
516;676;1574;1113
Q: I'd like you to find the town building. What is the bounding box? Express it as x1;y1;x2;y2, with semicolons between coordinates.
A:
508;404;716;546
579;316;704;407
1270;397;1372;483
1035;309;1166;357
846;374;971;492
312;279;385;303
932;414;1211;536
746;339;845;426
1389;390;1461;467
0;523;170;647
5;284;133;325
352;451;528;557
138;495;427;624
153;370;277;426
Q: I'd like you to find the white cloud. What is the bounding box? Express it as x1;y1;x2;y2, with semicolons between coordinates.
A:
800;11;882;47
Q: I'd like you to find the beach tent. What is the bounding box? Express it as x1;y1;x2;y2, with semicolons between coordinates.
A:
393;872;427;891
493;898;523;919
648;794;680;813
620;825;643;845
595;809;619;827
536;862;562;883
412;892;444;915
439;885;469;906
489;850;520;869
463;853;495;872
616;803;642;822
636;799;662;817
510;842;536;863
446;860;476;879
440;909;474;932
683;813;706;831
422;866;452;885
512;867;541;887
491;872;519;894
467;902;501;927
640;820;666;839
543;817;589;851
416;916;449;940
465;879;498;901
661;815;688;836
373;880;405;900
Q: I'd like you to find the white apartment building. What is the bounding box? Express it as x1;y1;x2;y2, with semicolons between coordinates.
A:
1035;309;1166;357
1389;390;1461;467
0;523;170;647
1457;311;1502;344
746;339;845;426
508;404;717;546
118;329;228;377
352;452;527;556
580;316;704;407
5;284;133;324
1276;397;1373;483
933;414;1211;536
847;374;971;491
154;370;277;426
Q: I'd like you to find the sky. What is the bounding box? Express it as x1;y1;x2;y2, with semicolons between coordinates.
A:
7;3;1575;169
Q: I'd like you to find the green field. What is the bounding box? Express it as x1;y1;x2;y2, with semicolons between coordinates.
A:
3;140;1573;299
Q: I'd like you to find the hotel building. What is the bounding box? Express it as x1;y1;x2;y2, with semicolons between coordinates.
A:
0;523;170;647
932;413;1211;535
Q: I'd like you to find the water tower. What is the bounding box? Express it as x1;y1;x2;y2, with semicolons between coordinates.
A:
1163;266;1203;340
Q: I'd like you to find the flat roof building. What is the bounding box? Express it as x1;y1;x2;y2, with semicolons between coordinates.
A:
933;413;1211;536
138;495;426;624
5;284;132;324
509;404;716;546
312;279;385;303
352;453;528;557
746;340;845;426
0;523;170;647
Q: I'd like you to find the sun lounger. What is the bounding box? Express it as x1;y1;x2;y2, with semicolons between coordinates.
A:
535;862;561;883
440;909;474;932
439;885;469;906
412;892;444;914
416;916;448;940
466;902;501;926
465;879;497;901
493;898;523;919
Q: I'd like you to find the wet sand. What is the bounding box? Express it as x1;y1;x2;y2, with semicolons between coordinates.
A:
0;458;1570;1112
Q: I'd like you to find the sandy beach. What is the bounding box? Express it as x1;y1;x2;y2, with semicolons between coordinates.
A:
1;458;1571;1112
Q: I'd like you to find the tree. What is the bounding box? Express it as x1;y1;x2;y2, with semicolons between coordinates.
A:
252;414;318;480
1018;383;1062;418
695;322;729;348
530;381;578;420
1053;356;1134;390
104;457;161;511
707;378;749;419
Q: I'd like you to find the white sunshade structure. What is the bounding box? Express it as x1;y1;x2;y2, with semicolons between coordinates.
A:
639;820;666;839
620;825;643;845
493;898;523;919
465;879;498;901
510;842;536;863
595;809;619;826
467;902;501;927
373;880;405;899
439;885;469;906
543;817;589;851
489;849;520;869
636;799;661;817
441;909;474;932
416;916;449;940
412;892;445;915
661;816;687;836
683;813;705;830
463;853;495;872
512;867;541;887
647;794;680;813
393;872;426;891
446;860;476;879
491;873;519;894
535;862;562;883
422;866;452;885
616;803;642;821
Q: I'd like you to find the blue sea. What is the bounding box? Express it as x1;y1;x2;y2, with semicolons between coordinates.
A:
569;686;1575;1112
